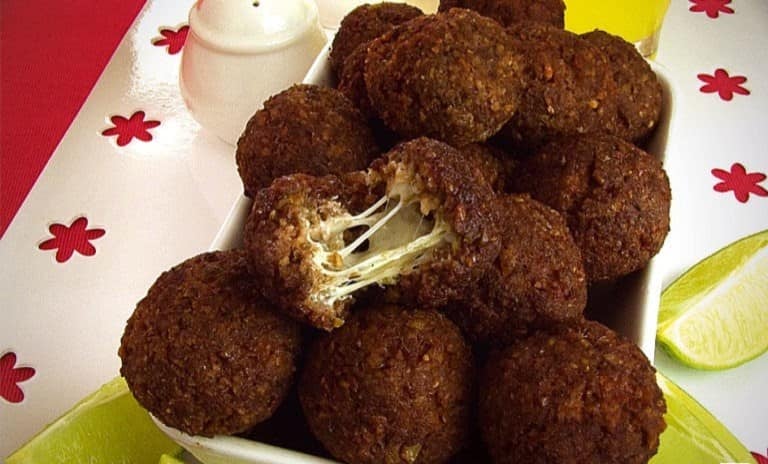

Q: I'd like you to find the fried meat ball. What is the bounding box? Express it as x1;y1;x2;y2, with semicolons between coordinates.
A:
365;9;523;147
498;23;616;153
581;30;663;143
243;138;500;330
119;250;303;437
479;320;666;464
235;84;380;197
299;305;474;464
445;194;586;346
330;2;424;77
338;43;376;118
338;45;405;149
438;0;565;28
457;143;517;193
513;134;671;282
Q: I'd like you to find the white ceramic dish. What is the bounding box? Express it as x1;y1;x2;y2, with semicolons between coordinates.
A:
180;0;327;145
155;44;677;464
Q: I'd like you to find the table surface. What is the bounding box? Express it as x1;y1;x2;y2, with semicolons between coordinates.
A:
1;0;766;460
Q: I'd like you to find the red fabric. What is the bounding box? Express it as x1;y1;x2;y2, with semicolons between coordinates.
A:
0;0;146;238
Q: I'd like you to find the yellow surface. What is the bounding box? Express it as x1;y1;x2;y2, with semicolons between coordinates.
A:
159;453;187;464
6;377;181;464
651;373;757;463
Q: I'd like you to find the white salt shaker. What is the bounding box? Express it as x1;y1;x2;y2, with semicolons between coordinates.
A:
180;0;328;145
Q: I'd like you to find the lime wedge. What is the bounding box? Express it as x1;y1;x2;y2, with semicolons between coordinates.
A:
6;377;181;464
651;372;756;463
657;229;768;370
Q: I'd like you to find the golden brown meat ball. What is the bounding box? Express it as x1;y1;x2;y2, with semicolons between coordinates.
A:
330;2;424;77
457;143;517;193
512;134;671;282
242;138;501;330
235;84;380;197
300;305;474;464
119;250;303;437
337;43;407;149
581;29;663;143
479;320;666;464
438;0;565;27
365;9;524;147
498;23;616;153
445;194;587;346
338;42;376;118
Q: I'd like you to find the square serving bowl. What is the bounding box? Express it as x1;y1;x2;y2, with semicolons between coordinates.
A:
154;44;677;464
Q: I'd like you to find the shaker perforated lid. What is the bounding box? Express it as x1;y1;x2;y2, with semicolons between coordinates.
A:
189;0;320;52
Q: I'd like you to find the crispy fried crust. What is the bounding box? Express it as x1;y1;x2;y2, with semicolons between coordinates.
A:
479;320;666;464
338;43;376;118
235;84;380;197
446;194;586;346
513;134;671;282
365;9;523;147
370;138;502;308
119;250;302;437
499;23;616;153
581;30;663;143
300;305;474;464
456;143;517;193
242;174;357;330
438;0;565;27
330;2;424;77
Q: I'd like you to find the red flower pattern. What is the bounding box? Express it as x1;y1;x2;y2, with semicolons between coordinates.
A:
752;449;768;464
712;163;768;203
102;111;161;146
698;69;750;101
39;217;106;263
689;0;735;18
152;25;189;55
0;352;36;404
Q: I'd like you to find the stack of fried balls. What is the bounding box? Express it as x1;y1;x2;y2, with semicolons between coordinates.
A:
119;2;670;463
